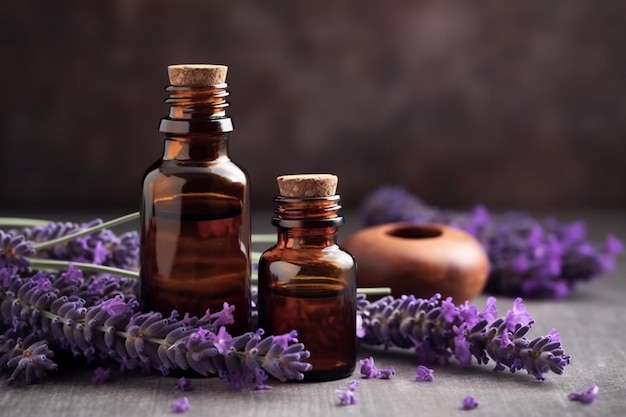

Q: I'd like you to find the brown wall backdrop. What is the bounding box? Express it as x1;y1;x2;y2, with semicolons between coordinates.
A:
1;0;625;213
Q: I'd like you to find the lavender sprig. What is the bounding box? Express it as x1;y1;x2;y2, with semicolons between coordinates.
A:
360;186;623;298
357;293;570;381
13;216;139;270
0;266;311;385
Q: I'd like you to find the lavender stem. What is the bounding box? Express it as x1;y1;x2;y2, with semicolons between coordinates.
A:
33;212;139;251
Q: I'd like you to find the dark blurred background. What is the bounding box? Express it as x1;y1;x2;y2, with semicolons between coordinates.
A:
1;0;625;215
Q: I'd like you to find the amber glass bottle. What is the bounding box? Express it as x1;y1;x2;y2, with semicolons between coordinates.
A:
258;174;356;381
140;64;250;335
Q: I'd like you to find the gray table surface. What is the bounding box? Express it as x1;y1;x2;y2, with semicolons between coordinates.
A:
1;210;625;417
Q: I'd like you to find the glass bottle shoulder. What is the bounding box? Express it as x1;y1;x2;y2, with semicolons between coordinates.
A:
142;158;248;186
260;243;355;270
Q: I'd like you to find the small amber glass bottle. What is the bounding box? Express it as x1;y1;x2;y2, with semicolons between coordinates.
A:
258;174;357;381
140;64;251;335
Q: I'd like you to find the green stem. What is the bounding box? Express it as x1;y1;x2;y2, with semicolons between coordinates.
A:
251;234;275;243
30;259;139;279
33;212;139;251
0;217;52;228
356;287;391;295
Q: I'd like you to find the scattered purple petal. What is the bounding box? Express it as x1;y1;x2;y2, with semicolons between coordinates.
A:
91;367;111;385
349;380;359;391
358;356;394;379
175;377;192;392
336;389;358;406
377;367;395;379
461;396;479;410
569;384;598;404
171;397;190;413
415;365;434;382
359;356;379;379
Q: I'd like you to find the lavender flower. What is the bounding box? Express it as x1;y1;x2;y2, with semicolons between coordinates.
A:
360;186;623;298
0;231;35;270
14;220;139;270
461;396;479;410
0;338;57;384
357;293;570;380
0;266;312;385
415;365;434;382
171;397;190;413
569;384;598;404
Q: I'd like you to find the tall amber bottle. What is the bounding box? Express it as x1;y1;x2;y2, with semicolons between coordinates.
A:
140;64;250;335
258;174;357;381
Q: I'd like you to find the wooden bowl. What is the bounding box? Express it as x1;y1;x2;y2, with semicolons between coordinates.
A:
342;222;489;302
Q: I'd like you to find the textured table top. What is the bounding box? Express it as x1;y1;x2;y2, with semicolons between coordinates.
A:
1;210;625;417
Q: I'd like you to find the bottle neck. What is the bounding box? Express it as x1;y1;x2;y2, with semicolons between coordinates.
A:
272;196;343;248
159;84;233;136
159;83;233;161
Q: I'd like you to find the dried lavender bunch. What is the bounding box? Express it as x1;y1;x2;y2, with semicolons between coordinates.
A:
357;293;570;381
360;186;623;298
0;265;311;385
13;219;139;270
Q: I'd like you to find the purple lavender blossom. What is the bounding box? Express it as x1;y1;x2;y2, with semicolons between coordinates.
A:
0;231;35;270
213;326;233;355
357;293;570;380
2;339;57;384
92;367;111;385
568;384;598;404
461;396;479;410
0;265;312;385
175;377;192;391
171;397;190;413
415;365;434;382
14;220;139;270
336;389;358;406
360;186;623;298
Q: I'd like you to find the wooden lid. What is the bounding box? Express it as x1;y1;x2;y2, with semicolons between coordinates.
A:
167;64;228;86
277;174;338;197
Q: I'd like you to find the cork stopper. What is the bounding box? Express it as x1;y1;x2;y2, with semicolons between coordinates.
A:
277;174;338;197
167;64;228;86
